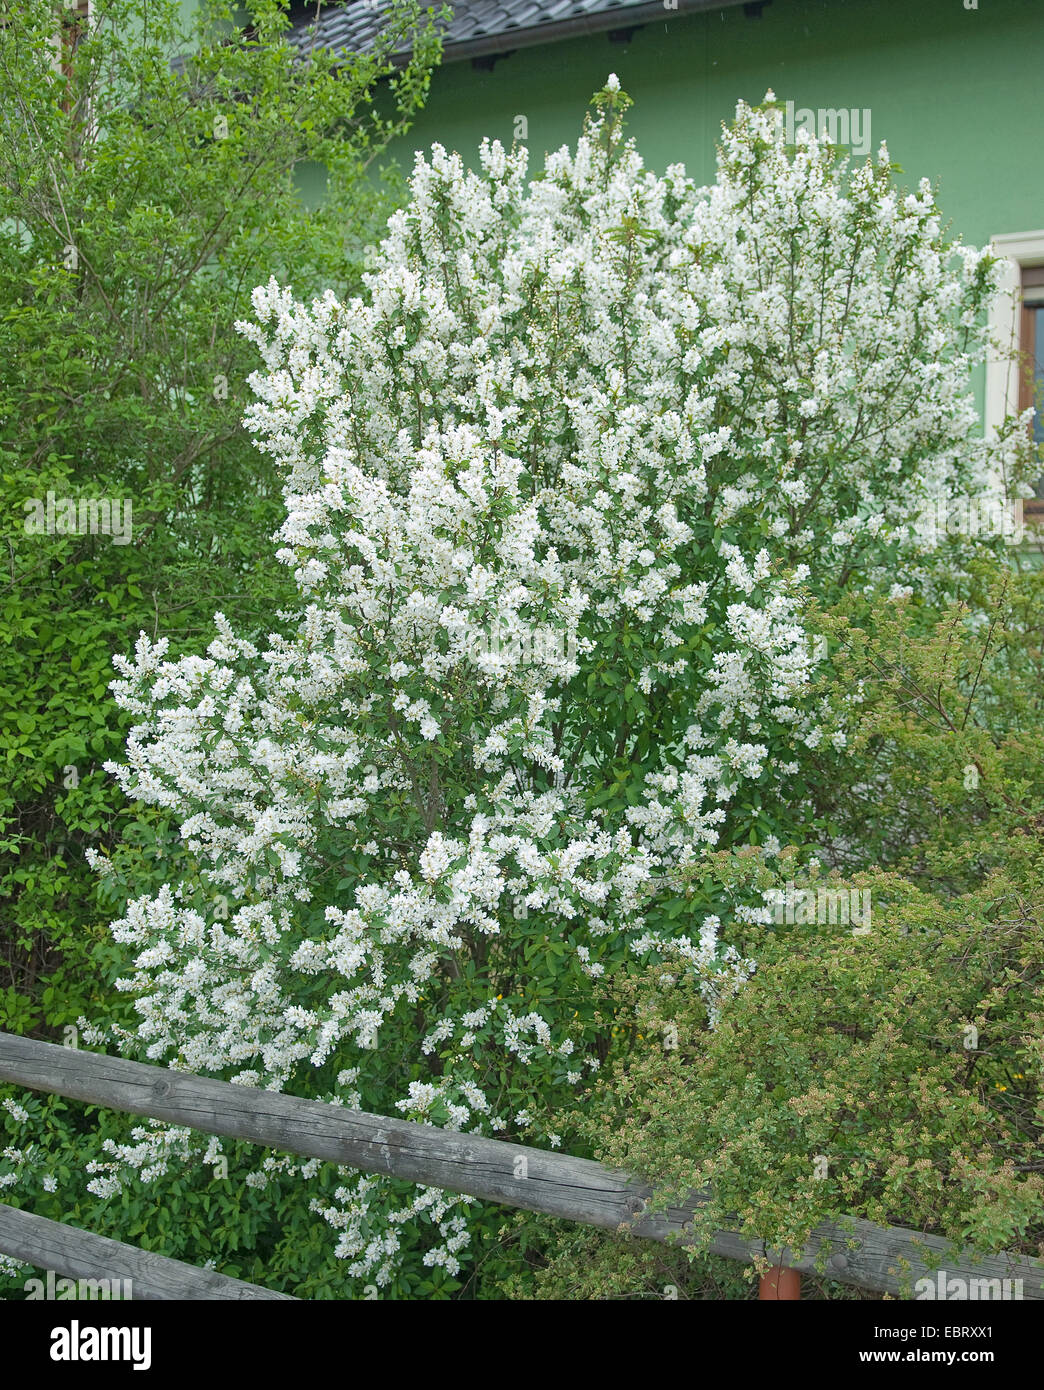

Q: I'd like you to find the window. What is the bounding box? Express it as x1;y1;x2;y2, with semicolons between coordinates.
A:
1019;266;1044;517
986;231;1044;525
53;0;90;89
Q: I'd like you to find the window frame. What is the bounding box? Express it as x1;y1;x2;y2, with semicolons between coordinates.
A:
1018;266;1044;424
53;0;91;84
986;230;1044;525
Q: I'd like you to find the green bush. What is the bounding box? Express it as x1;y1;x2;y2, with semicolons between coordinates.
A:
0;0;443;1036
522;557;1044;1299
806;558;1044;889
516;864;1044;1298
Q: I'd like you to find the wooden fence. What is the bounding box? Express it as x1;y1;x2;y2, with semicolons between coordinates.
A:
0;1030;1040;1300
0;1203;294;1300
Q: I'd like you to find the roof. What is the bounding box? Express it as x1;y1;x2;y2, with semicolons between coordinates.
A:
287;0;759;66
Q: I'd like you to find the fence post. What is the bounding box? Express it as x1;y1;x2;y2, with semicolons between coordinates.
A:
759;1263;801;1300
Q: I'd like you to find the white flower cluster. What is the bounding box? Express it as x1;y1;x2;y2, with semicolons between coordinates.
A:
86;86;1021;1288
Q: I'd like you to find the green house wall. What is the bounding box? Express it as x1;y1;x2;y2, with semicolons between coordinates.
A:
389;0;1042;251
371;0;1042;429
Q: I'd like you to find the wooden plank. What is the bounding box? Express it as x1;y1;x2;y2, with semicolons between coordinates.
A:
0;1203;295;1300
1;1031;1040;1299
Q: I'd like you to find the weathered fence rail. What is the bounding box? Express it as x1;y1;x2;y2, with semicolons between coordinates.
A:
0;1203;294;1300
1;1031;1040;1300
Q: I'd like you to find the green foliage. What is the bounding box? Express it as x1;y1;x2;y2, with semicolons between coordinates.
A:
0;36;1040;1299
0;0;443;1035
807;557;1044;889
495;1212;875;1300
519;865;1044;1299
522;554;1044;1299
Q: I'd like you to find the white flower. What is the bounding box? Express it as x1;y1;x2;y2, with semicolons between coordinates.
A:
93;85;1011;1296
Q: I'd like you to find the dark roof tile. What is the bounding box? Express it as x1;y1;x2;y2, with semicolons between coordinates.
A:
287;0;734;63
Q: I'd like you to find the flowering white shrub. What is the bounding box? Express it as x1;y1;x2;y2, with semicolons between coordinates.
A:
83;82;1029;1290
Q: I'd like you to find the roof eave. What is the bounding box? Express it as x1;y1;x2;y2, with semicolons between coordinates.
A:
437;0;755;64
287;0;761;69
